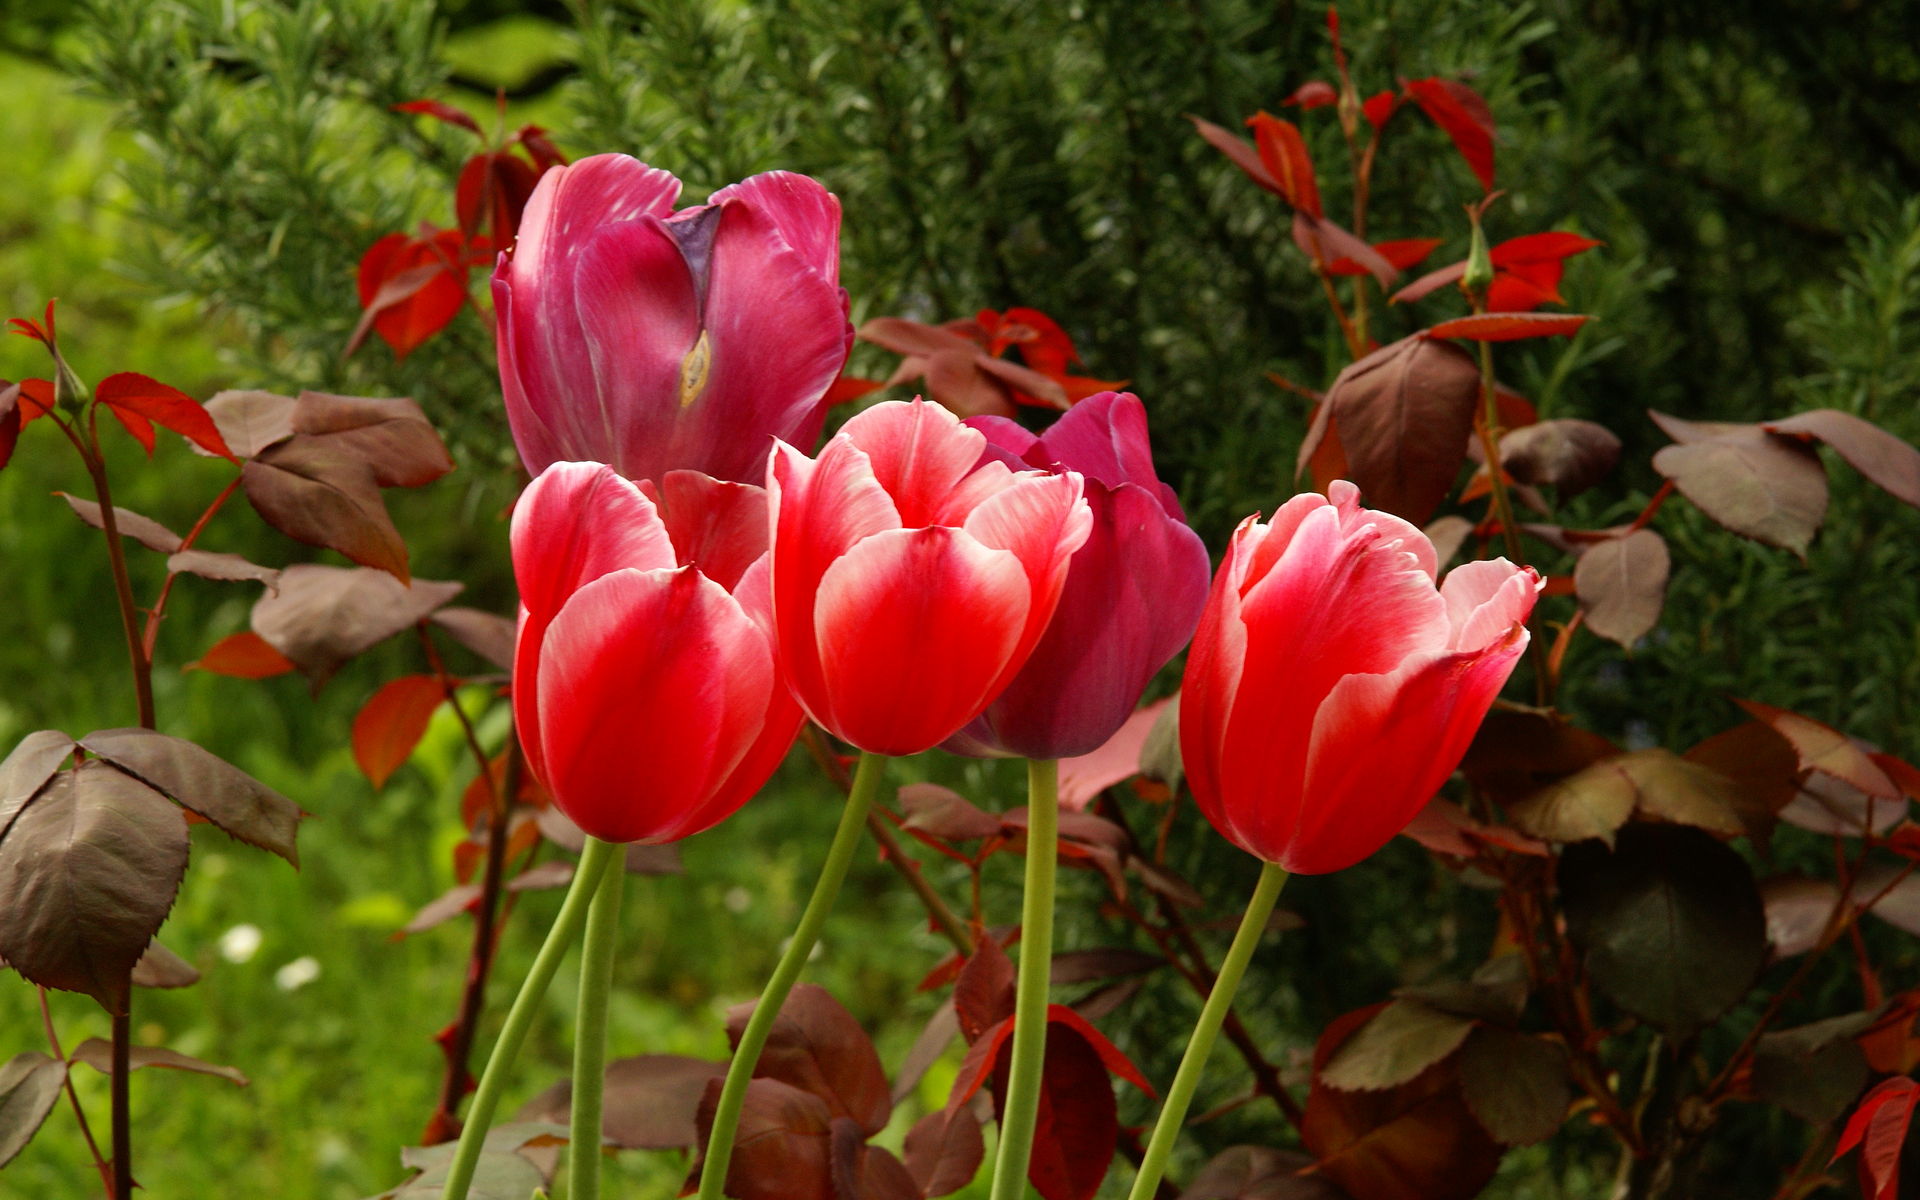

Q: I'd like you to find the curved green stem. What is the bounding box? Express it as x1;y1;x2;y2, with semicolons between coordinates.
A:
442;836;621;1200
1126;862;1289;1200
569;835;625;1200
697;751;886;1200
988;757;1060;1200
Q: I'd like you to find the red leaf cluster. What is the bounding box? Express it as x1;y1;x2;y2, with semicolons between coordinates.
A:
855;306;1124;419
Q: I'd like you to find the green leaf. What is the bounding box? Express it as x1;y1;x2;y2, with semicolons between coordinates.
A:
0;761;190;1013
1457;1027;1572;1146
0;1052;67;1168
1559;824;1767;1037
1320;999;1476;1092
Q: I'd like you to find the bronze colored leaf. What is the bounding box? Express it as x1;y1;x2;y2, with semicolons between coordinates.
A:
0;761;189;1013
1734;699;1900;799
726;984;890;1136
1559;824;1767;1037
1685;721;1802;847
429;607;517;673
1853;864;1920;936
1753;1012;1875;1124
131;938;200;989
250;565;462;690
1457;1027;1571;1146
289;391;453;487
242;443;410;581
1395;956;1529;1025
1049;948;1164;986
0;730;77;844
1764;409;1920;508
856;317;979;358
903;1105;985;1197
1462;709;1619;806
891;1000;959;1106
79;727;303;865
831;1120;920;1200
69;1037;248;1086
166;549;281;589
1320;1000;1475;1092
1573;529;1670;647
1648;417;1827;555
1760;876;1840;959
1179;1146;1346;1199
1303;335;1481;525
57;492;182;553
1424;515;1474;571
400;884;480;936
517;1055;724;1150
195;389;296;458
900;783;1001;842
693;1076;836;1200
0;1052;67;1168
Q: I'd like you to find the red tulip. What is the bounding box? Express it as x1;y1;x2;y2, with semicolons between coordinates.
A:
495;154;852;486
511;461;802;843
945;392;1210;759
767;399;1094;755
1180;482;1539;874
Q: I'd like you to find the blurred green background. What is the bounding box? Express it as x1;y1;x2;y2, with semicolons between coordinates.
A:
2;0;1917;1196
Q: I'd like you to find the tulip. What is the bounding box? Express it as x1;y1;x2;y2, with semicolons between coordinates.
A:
766;398;1094;755
946;391;1210;759
1125;481;1537;1200
1180;480;1539;874
511;460;802;844
495;154;852;485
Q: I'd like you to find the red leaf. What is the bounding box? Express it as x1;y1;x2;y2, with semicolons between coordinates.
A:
392;98;481;135
953;935;1018;1040
0;383;19;471
511;124;568;173
1294;214;1399;285
184;631;297;679
455;151;540;248
1834;1077;1919;1200
1188;115;1281;196
16;378;53;422
1363;90;1401;129
1042;1006;1155;1097
725;984;891;1137
824;375;885;405
1328;237;1444;277
351;674;446;789
1425;313;1590;341
1403;77;1496;192
1246;112;1322;218
990;307;1079;377
1733;700;1901;799
1492;232;1604;266
1285;80;1338;109
1485;274;1559;313
94;372;237;460
351;230;470;360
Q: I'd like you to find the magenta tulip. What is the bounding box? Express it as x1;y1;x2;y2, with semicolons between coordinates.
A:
767;398;1094;756
512;461;802;844
1180;481;1539;874
943;392;1209;759
495;154;852;485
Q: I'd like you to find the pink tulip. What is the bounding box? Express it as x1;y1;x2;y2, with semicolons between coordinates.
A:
495;154;852;485
767;399;1094;755
1180;482;1539;874
944;392;1210;759
512;461;802;844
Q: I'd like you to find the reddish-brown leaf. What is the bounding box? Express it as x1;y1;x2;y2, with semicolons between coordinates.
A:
1573;528;1670;647
1246;112;1321;218
392;98;481;134
1180;1146;1345;1198
250;565;462;690
1402;77;1496;192
456;151;540;247
1498;418;1620;497
194;389;296;458
903;1105;985;1198
1648;416;1828;556
1425;313;1589;342
1763;409;1920;509
56;493;182;554
0;382;21;473
1284;80;1338;109
512;124;568;173
726;984;891;1136
1292;213;1398;285
1327;237;1445;277
94;373;236;460
857;317;980;358
352;674;446;789
1300;334;1481;524
68;1038;248;1087
185;631;297;679
693;1077;836;1200
1188;115;1281;195
1733;700;1900;799
243;444;409;581
954;936;1018;1042
1302;1005;1503;1200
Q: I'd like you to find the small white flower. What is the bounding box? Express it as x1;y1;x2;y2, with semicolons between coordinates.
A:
723;886;752;914
274;956;321;991
217;924;262;964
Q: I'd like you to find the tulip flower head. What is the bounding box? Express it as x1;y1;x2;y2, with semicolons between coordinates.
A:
945;392;1211;759
512;461;802;844
495;154;852;485
767;399;1094;756
1181;482;1539;874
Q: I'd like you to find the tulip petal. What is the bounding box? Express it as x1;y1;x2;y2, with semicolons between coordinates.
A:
511;463;677;784
813;526;1029;754
838;398;991;527
1291;623;1530;873
768;438;903;723
965;414;1042;465
691;199;852;482
708;170;843;287
535;566;775;843
1440;558;1540;651
647;469;769;591
567;215;705;480
962;469;1093;679
1032;392;1185;516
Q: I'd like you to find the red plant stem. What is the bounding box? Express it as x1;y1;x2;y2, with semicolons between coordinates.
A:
1705;856;1919;1103
415;625;517;1136
37;987;112;1194
140;474;243;660
1315;266;1367;360
109;1011;130;1199
1627;480;1676;533
797;725;973;953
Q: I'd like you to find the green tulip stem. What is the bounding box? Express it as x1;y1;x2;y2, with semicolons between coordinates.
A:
1125;861;1290;1200
988;757;1061;1200
441;835;621;1200
569;834;626;1200
696;750;887;1200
